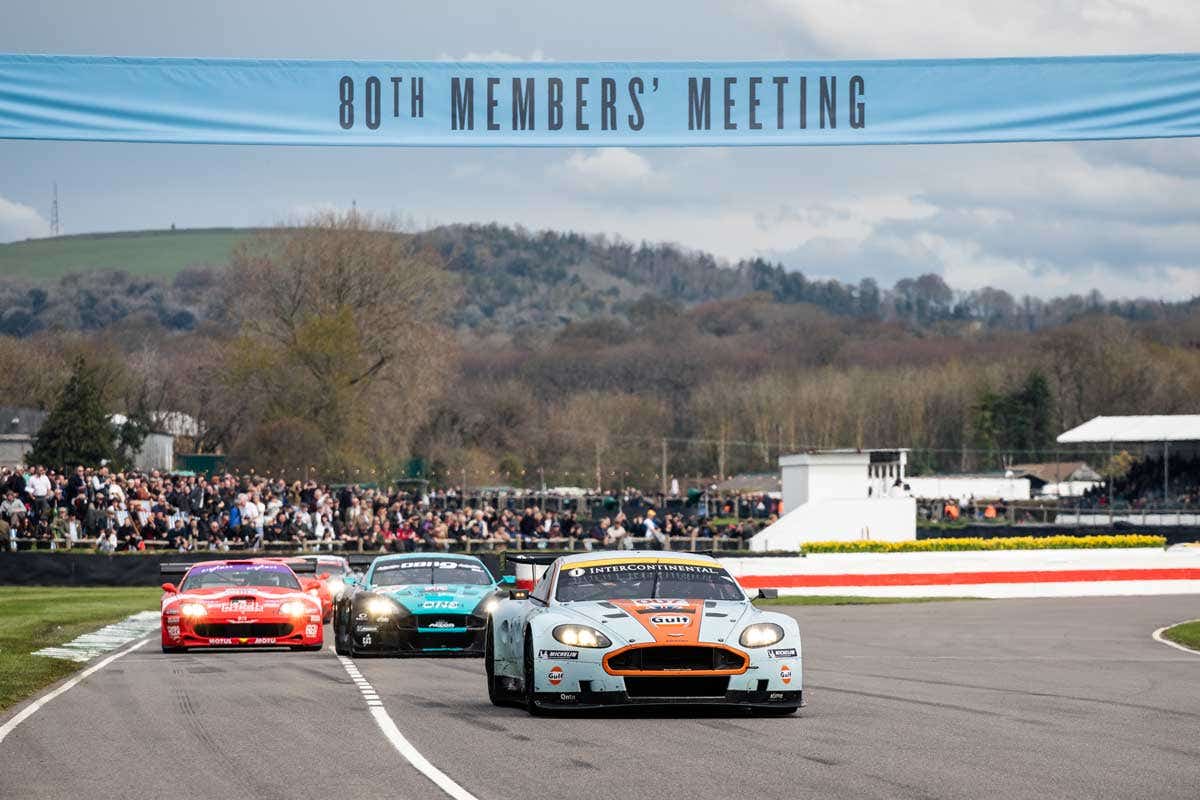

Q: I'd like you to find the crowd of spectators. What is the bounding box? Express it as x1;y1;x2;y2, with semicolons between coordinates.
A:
1071;455;1200;510
0;465;771;553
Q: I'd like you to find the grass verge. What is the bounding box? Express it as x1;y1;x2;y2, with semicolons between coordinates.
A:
1161;620;1200;652
0;586;161;712
755;595;977;606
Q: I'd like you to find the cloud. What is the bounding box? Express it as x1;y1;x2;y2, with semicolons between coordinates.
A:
439;50;549;62
557;148;657;194
764;0;1200;58
0;195;51;242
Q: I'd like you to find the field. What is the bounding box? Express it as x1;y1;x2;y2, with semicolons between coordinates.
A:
0;228;250;280
0;586;161;711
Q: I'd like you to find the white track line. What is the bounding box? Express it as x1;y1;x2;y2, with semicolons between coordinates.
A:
1152;620;1200;655
0;638;150;745
336;655;479;800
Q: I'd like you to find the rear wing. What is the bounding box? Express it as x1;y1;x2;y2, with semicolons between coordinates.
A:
347;554;378;572
160;562;193;580
505;553;560;590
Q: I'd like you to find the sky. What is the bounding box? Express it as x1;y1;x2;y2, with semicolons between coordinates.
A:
2;0;1200;299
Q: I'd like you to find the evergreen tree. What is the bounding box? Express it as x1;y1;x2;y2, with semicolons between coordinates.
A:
28;357;116;470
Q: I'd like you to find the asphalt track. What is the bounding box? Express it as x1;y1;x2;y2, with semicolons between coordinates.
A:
3;596;1199;800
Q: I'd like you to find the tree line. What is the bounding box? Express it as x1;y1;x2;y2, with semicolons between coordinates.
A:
8;213;1200;484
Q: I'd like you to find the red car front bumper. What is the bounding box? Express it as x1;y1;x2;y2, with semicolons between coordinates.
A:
161;610;324;649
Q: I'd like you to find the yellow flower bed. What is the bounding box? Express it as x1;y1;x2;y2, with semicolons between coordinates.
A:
800;534;1165;554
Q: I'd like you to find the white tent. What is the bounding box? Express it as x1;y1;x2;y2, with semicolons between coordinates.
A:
1056;415;1200;444
1056;415;1200;505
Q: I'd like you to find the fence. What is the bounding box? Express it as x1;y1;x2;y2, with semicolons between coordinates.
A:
3;534;755;555
921;501;1200;528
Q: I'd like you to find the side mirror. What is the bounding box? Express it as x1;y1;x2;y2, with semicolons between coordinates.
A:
500;575;517;585
755;588;778;600
318;572;331;581
508;589;529;600
161;582;178;593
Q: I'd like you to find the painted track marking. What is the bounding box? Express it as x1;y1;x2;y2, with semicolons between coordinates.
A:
0;637;150;745
335;655;480;800
1152;620;1200;655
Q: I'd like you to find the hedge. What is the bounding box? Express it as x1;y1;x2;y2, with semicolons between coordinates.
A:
800;534;1165;554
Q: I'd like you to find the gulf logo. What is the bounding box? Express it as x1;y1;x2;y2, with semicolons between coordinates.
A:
780;664;792;685
548;666;564;686
649;614;691;626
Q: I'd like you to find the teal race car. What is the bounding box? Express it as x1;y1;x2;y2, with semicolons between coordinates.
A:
332;553;514;656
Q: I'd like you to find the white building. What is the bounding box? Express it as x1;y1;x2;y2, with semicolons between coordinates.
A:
750;450;916;552
904;474;1031;502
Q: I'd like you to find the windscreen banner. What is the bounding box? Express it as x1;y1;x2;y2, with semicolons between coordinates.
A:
2;52;1199;147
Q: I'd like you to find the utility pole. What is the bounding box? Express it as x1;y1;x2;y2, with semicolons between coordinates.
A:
660;438;668;496
594;441;602;492
50;182;60;236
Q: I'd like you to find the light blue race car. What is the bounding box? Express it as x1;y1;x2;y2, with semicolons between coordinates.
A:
485;551;802;715
332;553;515;657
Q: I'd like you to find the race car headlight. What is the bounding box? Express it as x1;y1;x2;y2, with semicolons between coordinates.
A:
327;577;345;596
553;624;611;648
280;600;309;616
365;596;399;618
739;623;784;648
472;596;502;617
179;602;207;618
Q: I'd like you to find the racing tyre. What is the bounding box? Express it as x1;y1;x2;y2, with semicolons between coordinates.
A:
161;645;186;654
485;621;503;706
522;632;546;716
291;644;323;651
334;619;350;656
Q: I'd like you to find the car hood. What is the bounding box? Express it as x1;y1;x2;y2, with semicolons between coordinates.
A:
375;583;496;615
556;598;752;646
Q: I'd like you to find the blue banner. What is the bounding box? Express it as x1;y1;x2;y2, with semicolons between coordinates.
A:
2;53;1200;147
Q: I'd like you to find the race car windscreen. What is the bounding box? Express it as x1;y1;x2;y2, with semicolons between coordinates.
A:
555;560;745;602
370;559;494;587
181;563;301;591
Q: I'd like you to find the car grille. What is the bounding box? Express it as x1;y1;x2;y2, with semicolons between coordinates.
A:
415;614;474;628
606;646;747;673
624;676;730;698
412;632;476;649
193;623;293;638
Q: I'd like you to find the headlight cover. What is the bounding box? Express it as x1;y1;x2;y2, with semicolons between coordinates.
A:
739;622;785;648
280;600;309;616
364;595;403;618
472;595;502;618
179;602;207;618
553;624;612;648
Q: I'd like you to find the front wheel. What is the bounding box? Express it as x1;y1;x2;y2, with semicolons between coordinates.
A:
522;633;546;716
161;645;185;654
485;621;503;706
291;644;323;652
333;606;350;656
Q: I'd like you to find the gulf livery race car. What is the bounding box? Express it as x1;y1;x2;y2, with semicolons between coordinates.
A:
485;551;802;715
160;559;324;653
332;553;515;657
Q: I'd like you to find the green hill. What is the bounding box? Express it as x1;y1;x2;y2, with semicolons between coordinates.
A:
0;228;252;280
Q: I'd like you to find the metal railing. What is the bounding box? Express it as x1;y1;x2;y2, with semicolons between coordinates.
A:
920;502;1200;527
4;534;754;554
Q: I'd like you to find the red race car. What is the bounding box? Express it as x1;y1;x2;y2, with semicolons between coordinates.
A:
160;559;324;653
